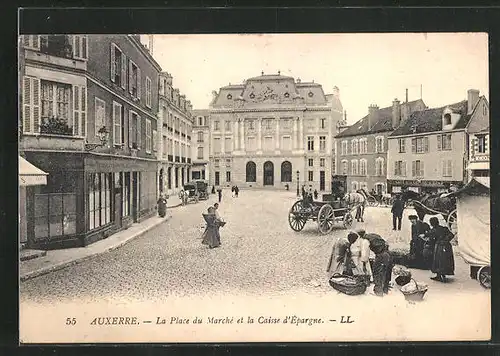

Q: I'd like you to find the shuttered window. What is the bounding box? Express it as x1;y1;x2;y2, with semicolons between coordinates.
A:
412;137;429;153
412;160;424;177
153;129;157;152
110;43;126;88
23;35;40;50
442;160;453;177
73;35;88;60
112;101;122;145
146;77;152;108
73;86;87;136
137;115;142;150
145;119;152;153
22;76;41;133
94;97;106;138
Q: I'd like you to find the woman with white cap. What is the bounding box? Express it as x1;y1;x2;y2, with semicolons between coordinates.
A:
348;230;372;284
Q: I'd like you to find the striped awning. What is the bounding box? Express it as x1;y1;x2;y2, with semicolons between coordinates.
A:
19;156;48;186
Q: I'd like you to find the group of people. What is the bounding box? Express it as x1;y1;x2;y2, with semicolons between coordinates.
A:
231;185;240;198
301;185;319;201
201;202;225;249
327;229;392;296
409;215;455;282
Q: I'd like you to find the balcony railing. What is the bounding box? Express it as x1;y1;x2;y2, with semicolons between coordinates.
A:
40;117;74;136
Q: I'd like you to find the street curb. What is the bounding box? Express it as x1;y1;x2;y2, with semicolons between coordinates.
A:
20;216;170;282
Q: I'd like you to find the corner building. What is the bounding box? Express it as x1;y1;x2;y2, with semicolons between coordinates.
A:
208;73;343;191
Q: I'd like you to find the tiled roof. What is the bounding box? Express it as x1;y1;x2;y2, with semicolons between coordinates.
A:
389;100;469;136
247;74;294;81
335;99;423;138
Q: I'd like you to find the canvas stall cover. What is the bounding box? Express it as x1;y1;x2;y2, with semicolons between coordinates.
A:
457;194;490;266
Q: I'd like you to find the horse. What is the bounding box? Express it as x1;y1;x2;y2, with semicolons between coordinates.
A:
344;191;367;222
401;190;456;221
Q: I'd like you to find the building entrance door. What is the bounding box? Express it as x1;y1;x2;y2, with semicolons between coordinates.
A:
215;171;220;186
319;171;325;191
263;161;274;186
132;172;138;223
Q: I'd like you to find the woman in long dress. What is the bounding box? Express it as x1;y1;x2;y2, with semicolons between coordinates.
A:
326;235;352;278
202;207;221;249
425;217;455;282
348;231;372;284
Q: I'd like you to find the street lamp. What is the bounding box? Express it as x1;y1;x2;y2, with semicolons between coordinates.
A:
296;170;300;197
85;126;110;152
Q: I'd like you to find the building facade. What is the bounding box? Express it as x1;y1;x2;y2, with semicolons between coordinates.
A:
387;89;488;194
19;34;161;249
191;109;211;182
466;95;490;180
158;72;194;196
208;72;343;191
334;98;426;194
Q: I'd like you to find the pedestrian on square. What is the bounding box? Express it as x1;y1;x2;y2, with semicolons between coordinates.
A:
408;215;430;269
347;231;371;285
217;187;223;203
370;238;394;296
326;235;353;278
425;217;455;282
211;185;216;194
235;185;239;197
391;194;405;230
231;186;235;198
301;185;306;199
201;207;221;249
313;189;318;200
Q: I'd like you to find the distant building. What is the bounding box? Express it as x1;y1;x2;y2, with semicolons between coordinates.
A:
387;89;488;194
466;95;490;180
334;98;426;195
208;72;343;191
158;72;193;196
191;109;211;182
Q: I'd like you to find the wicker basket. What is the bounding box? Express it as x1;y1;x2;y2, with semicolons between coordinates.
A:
400;278;428;302
329;274;368;296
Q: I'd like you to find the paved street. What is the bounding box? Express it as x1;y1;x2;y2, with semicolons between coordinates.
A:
20;189;483;304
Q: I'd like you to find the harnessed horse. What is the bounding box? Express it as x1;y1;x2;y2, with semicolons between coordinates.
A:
344;191;367;222
401;190;456;221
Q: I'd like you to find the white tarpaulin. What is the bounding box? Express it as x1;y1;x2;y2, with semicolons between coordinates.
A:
457;191;490;266
19;156;48;186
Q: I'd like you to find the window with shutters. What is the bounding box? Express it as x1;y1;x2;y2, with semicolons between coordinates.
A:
197;131;204;142
437;134;452;151
94;97;106;138
152;129;157;152
442;160;453;177
23;35;40;50
197;147;204;159
351;139;358;154
110;43;126;88
394;161;406;176
320;158;325;167
412;160;424;177
128;60;140;98
341;141;348;155
73;35;88;60
351;160;359;175
412;137;429;154
113;101;123;146
146;77;152;108
319;136;326;151
375;136;384;153
375;158;384;176
398;138;406;153
22;76;41;134
359;138;367;154
308;171;314;182
360;159;367;175
145;119;152;153
128;111;141;149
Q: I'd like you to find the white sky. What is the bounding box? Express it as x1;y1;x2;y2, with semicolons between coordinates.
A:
148;33;488;124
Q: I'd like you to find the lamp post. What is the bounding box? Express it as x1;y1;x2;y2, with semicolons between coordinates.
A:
296;170;300;197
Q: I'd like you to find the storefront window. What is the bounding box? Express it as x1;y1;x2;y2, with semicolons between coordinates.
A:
88;173;113;231
122;172;131;217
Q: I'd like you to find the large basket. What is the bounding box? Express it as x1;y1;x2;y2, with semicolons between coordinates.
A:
329;274;368;296
400;278;428;302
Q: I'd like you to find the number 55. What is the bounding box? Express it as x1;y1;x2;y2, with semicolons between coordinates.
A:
66;318;77;325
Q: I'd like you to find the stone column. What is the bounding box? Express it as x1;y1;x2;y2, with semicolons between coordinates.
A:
233;118;239;151
257;118;262;150
293;117;298;150
299;116;304;150
221;121;226;155
240;118;245;150
275;117;280;150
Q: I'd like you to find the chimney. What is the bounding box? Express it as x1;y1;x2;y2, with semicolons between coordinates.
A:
368;104;379;131
392;98;401;129
332;86;340;97
467;89;480;114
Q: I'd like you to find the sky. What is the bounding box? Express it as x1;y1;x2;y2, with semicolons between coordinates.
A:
147;33;488;124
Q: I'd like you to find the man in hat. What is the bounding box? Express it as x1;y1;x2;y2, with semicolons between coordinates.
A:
408;215;430;269
391;194;405;230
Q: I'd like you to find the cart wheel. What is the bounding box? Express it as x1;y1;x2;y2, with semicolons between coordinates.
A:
318;204;335;234
288;200;307;232
447;209;458;236
478;266;491;289
343;211;354;228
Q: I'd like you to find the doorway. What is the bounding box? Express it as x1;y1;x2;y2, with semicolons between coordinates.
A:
263;161;274;186
215;171;220;186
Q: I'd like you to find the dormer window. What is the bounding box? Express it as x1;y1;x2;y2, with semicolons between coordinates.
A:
227;94;232;100
444;113;452;126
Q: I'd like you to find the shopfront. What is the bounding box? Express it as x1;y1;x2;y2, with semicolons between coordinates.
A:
387;179;463;195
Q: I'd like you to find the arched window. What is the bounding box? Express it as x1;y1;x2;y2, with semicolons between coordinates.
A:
246;161;256;182
281;161;292;182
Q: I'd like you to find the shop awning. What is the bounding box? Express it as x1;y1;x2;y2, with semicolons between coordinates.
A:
467;161;489;170
19;156;48;186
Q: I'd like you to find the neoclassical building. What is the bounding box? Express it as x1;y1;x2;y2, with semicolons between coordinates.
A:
208;72;343;191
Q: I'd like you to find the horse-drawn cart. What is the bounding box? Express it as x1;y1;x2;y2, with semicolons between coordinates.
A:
288;198;355;234
179;183;201;205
